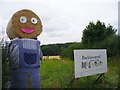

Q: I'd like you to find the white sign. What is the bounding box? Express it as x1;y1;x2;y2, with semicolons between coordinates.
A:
74;49;107;78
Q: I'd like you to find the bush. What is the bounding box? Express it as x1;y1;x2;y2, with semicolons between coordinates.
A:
61;35;119;60
2;45;9;88
60;43;81;60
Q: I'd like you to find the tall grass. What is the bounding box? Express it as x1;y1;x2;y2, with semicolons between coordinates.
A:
3;57;118;89
40;58;73;88
40;57;118;89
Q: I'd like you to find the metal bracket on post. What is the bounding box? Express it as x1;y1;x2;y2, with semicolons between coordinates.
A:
96;74;103;82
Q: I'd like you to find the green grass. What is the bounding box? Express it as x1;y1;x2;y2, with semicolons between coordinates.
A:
40;58;73;88
3;57;118;88
40;57;118;89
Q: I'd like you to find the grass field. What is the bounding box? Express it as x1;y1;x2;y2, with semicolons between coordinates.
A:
3;57;118;89
40;57;118;89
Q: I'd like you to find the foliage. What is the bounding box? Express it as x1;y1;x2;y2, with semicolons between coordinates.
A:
62;35;119;60
60;43;81;59
84;35;119;57
61;21;118;59
82;20;117;44
2;44;9;88
41;43;74;56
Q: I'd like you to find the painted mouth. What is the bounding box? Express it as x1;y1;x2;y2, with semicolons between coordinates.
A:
21;28;34;34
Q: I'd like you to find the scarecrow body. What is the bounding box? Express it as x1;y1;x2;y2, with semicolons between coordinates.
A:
8;38;42;88
6;9;43;88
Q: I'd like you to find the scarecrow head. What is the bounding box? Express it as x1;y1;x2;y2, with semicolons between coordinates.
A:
6;9;42;39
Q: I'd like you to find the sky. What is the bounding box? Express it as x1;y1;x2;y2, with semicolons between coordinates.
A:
0;0;119;45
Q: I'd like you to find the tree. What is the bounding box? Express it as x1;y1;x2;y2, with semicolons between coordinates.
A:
82;20;117;44
41;43;73;56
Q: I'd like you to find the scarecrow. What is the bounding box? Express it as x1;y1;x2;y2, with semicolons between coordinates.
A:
6;9;43;88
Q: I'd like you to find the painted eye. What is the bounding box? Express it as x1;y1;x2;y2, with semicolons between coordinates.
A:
20;16;27;23
31;17;38;24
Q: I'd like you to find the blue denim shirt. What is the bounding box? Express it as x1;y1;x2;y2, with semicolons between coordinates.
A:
8;38;43;69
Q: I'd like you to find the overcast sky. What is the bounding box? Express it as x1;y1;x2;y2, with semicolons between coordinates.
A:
0;0;119;45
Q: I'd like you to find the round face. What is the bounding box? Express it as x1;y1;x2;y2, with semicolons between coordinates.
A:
10;9;42;39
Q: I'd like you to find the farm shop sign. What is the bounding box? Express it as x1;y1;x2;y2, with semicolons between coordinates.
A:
74;49;107;78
